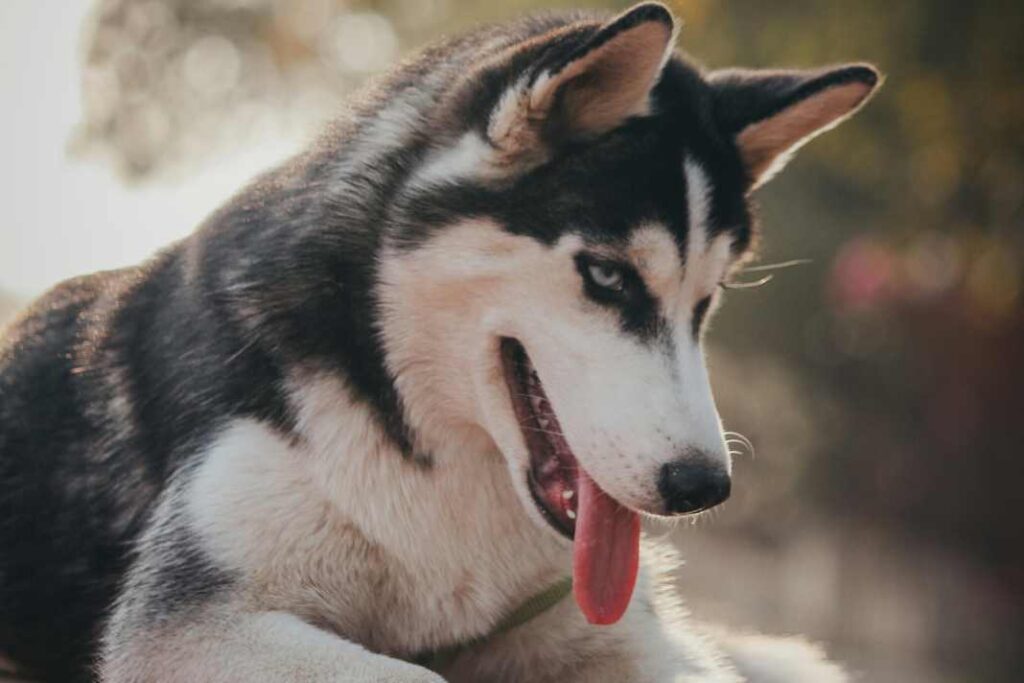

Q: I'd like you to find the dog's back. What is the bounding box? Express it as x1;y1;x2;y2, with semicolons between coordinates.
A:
0;270;143;680
0;232;315;678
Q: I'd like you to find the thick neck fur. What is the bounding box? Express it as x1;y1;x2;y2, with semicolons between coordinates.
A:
185;369;570;656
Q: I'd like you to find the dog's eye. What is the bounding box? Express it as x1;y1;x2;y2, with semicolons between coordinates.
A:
586;263;625;292
574;254;638;305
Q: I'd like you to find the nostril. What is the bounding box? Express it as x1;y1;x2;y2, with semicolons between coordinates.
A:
658;459;731;515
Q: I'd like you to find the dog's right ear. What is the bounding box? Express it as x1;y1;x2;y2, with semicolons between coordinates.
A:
487;3;676;155
710;64;882;190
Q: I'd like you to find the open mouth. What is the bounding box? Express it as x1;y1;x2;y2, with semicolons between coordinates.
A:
500;338;580;539
500;337;641;625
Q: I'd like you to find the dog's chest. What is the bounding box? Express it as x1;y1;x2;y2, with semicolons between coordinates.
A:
185;412;569;655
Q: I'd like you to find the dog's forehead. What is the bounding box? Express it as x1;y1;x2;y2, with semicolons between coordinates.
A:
502;128;745;261
395;103;752;260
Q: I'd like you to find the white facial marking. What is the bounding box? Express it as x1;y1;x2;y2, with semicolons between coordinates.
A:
654;157;730;468
629;223;684;314
680;157;735;309
684;157;711;271
408;132;494;191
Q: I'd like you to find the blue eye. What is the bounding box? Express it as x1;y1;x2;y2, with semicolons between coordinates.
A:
586;263;625;291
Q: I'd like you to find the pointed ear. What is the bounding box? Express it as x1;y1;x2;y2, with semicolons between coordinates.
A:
489;3;676;150
710;64;882;190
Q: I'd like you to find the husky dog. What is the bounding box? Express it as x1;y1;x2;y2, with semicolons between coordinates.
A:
0;3;880;681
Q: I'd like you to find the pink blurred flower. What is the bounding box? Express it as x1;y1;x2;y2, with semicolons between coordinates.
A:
829;236;896;312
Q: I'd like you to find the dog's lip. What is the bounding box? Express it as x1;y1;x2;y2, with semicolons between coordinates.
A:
500;338;579;540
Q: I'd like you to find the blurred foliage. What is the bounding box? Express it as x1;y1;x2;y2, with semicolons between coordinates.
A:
72;0;1024;680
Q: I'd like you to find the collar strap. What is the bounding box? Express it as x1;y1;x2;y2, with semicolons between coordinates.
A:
417;576;573;671
492;575;573;637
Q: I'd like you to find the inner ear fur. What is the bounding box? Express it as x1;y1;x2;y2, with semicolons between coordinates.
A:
531;3;676;137
712;64;882;189
489;3;677;150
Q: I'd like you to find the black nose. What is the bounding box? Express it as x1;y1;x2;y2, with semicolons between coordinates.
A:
658;458;731;514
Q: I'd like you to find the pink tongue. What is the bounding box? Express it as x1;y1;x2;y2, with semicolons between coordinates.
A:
572;469;641;625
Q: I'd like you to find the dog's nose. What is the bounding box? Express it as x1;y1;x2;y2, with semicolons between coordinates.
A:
658;457;731;515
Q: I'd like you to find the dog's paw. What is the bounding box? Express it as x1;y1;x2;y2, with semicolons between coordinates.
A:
718;633;848;683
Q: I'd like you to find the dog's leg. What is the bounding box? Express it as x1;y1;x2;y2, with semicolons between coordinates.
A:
444;558;849;683
100;606;444;683
98;461;445;683
714;632;849;683
441;583;741;683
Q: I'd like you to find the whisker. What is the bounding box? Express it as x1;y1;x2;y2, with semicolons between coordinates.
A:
741;258;812;273
721;258;812;290
725;431;755;459
721;274;774;289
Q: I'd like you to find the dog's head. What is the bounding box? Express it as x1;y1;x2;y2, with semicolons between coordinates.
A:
378;2;879;582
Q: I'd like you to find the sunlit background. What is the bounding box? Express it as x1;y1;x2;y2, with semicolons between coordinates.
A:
1;1;1021;681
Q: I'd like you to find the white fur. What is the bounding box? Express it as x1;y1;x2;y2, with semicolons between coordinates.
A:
407;132;497;191
719;633;849;683
105;608;446;683
186;390;568;655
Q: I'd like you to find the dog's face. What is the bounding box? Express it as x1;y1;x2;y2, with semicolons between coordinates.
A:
379;3;880;545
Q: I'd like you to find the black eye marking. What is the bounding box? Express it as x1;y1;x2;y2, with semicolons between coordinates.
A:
574;252;662;341
692;295;712;339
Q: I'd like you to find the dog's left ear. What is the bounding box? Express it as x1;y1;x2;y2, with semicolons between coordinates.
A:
489;3;676;151
711;64;882;190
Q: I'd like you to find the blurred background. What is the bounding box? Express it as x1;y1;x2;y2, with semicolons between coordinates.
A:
0;1;1021;681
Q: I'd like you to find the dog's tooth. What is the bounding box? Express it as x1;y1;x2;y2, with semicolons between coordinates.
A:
566;509;576;520
562;490;574;500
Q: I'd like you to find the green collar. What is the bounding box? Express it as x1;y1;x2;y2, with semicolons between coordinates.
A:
416;576;573;671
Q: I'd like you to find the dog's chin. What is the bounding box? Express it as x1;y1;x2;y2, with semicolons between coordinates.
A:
499;337;585;541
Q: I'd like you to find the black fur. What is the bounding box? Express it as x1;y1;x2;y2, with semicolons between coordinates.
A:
692;296;713;339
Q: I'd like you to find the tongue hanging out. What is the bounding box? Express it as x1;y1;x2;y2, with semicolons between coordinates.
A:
572;468;641;625
500;338;641;626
